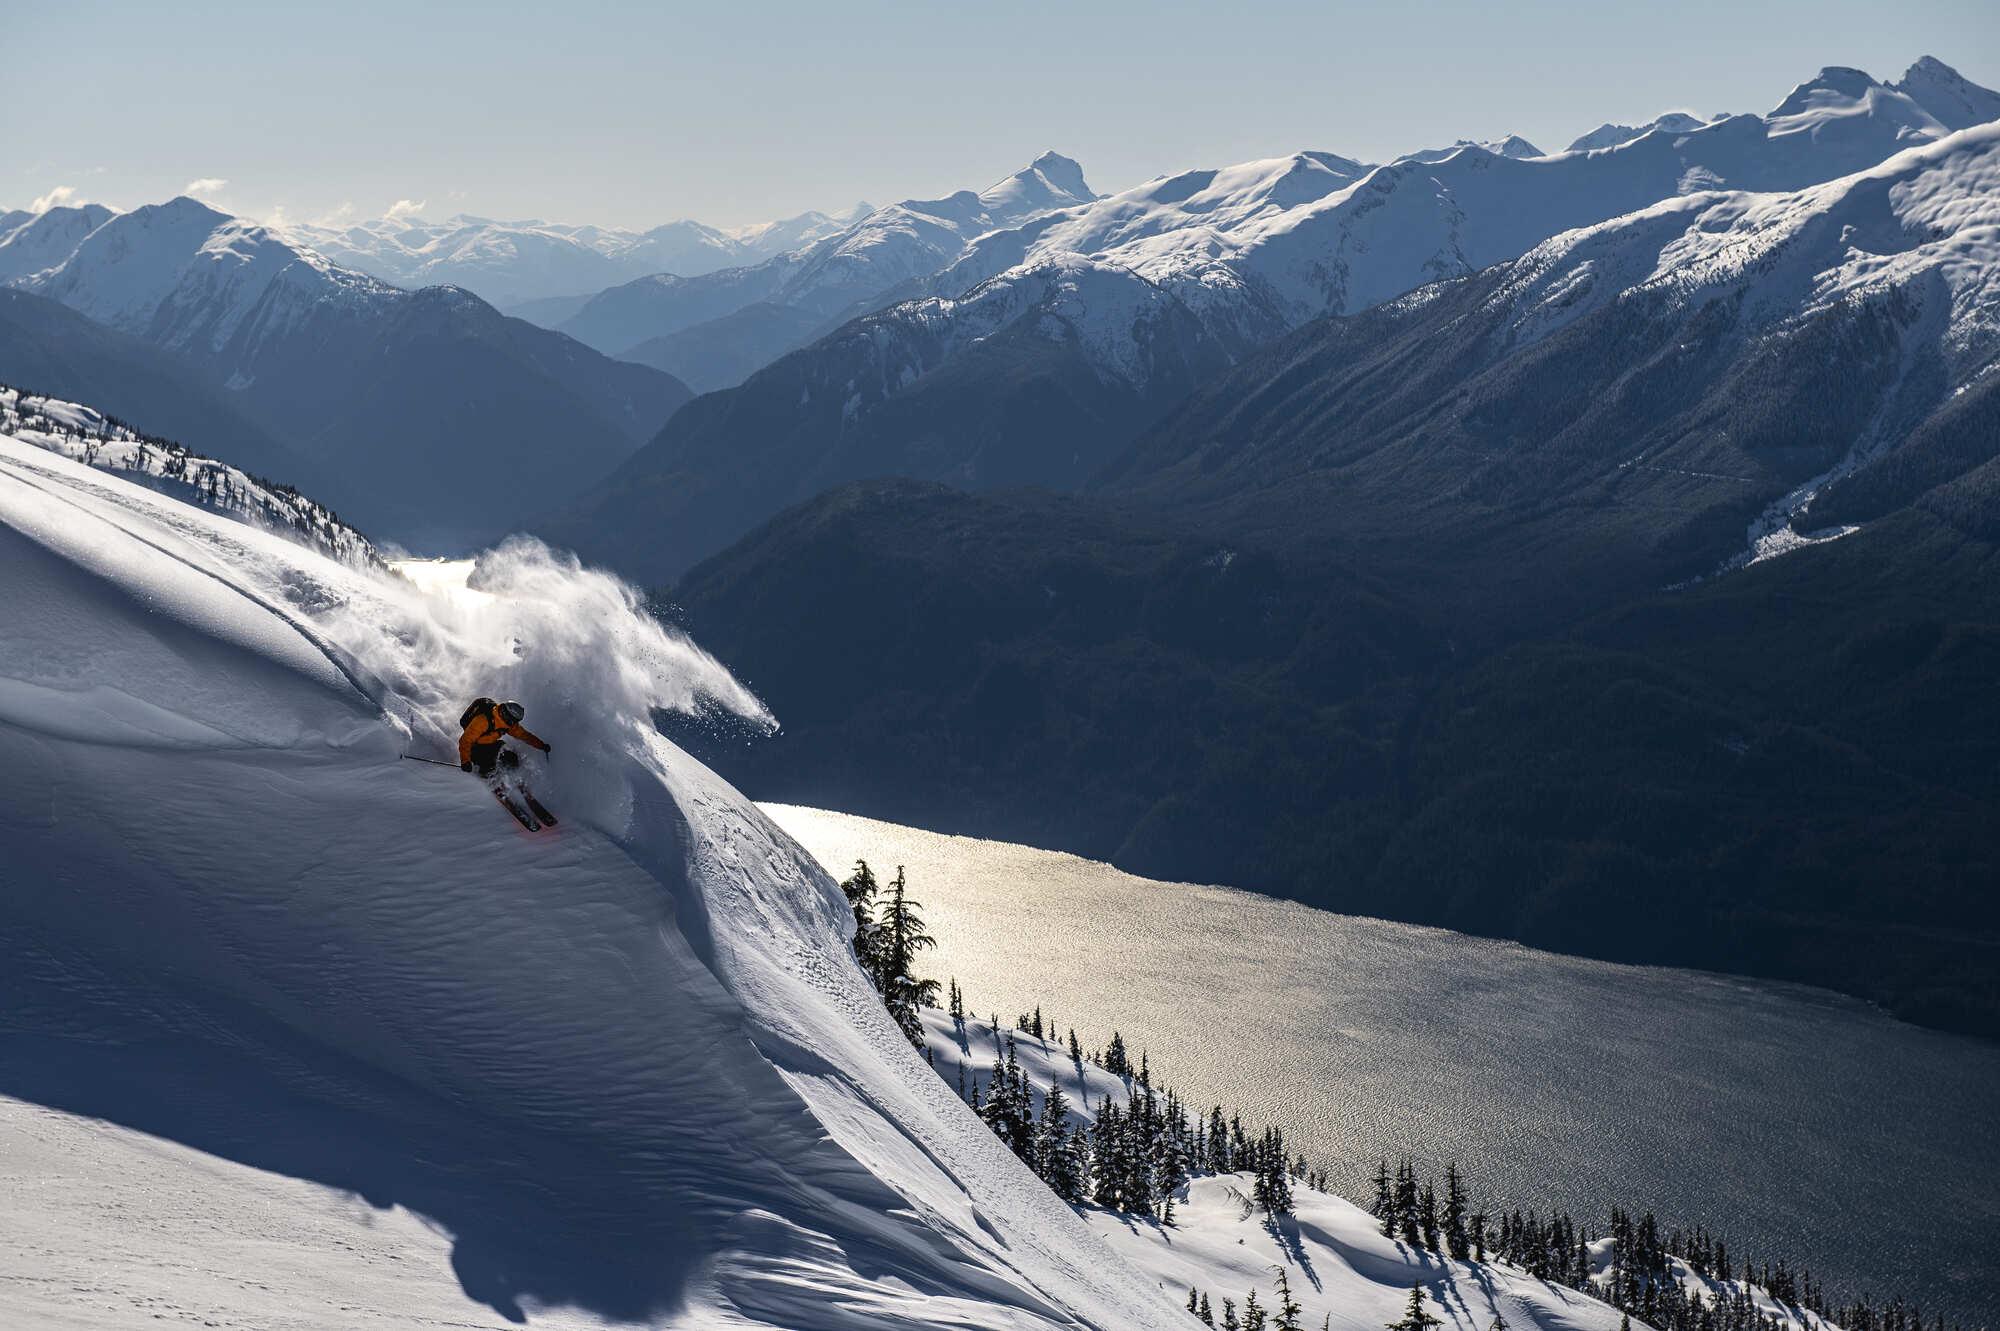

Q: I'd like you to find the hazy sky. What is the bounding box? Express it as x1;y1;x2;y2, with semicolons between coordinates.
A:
12;0;1998;230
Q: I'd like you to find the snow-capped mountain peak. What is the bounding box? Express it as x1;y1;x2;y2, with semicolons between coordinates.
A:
1495;121;2000;381
1398;134;1546;164
1764;62;1960;145
1896;54;2000;129
971;150;1099;223
1567;112;1714;153
0;201;118;283
27;196;374;354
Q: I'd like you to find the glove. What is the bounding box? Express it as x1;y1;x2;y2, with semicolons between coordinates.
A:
461;761;472;773
542;744;553;756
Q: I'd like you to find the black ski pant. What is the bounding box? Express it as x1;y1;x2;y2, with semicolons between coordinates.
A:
470;744;521;780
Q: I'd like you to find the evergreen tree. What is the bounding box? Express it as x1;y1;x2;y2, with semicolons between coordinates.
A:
979;1039;1034;1159
1068;1028;1084;1067
1207;1107;1232;1174
1387;1284;1442;1331
1274;1268;1303;1331
1104;1031;1130;1077
1252;1128;1294;1216
1396;1160;1422;1249
1199;1292;1214;1326
1222;1298;1241;1331
838;860;888;984
876;866;940;1046
948;976;965;1024
1373;1160;1395;1236
1189;1287;1201;1314
1244;1289;1267;1331
1445;1163;1470;1260
1037;1081;1089;1204
1420;1182;1441;1252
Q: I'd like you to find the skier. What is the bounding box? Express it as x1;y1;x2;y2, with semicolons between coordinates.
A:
457;698;557;829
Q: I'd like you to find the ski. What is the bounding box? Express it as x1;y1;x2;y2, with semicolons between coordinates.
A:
493;787;541;831
520;791;559;827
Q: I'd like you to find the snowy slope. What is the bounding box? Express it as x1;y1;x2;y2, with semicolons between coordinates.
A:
554;153;1099;357
0;422;1189;1329
957;57;1999;331
25;196;391;354
0;384;379;568
1397;134;1545;164
1489;121;2000;374
923;1012;1838;1331
1567;114;1714;153
0;202;117;283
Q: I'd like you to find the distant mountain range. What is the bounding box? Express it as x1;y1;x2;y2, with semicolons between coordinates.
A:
653;64;2000;1038
0;198;691;545
275;201;874;307
1101;119;2000;624
552;57;2000;584
546;151;1102;388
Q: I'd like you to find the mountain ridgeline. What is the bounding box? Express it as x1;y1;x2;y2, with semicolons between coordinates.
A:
662;89;2000;1036
1;198;692;548
554;59;2000;586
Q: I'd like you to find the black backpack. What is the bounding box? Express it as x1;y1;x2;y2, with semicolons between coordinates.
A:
460;697;499;729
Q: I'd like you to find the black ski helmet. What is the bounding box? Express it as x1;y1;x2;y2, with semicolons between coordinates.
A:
500;701;526;724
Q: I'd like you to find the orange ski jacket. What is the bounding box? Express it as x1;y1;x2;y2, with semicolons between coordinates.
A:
458;704;549;766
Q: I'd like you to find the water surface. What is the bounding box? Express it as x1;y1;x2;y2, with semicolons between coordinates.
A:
764;804;2000;1325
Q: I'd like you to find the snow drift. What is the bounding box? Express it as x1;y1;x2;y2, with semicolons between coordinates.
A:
0;422;1185;1329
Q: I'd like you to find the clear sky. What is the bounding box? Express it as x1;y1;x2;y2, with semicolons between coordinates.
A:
12;0;1998;230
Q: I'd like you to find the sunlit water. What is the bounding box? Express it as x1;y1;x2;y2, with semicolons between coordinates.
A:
763;804;2000;1325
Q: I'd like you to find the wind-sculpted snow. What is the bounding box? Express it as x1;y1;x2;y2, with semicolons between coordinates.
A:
0;423;1185;1329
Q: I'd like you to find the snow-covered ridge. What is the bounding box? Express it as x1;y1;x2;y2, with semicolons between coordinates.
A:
763;56;1999;423
0;434;1190;1329
953;55;1997;331
0;383;380;569
16;196;397;360
1492;121;2000;375
744;150;1103;317
0;202;119;283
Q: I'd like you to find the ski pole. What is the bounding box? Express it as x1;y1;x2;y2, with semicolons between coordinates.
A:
401;753;460;768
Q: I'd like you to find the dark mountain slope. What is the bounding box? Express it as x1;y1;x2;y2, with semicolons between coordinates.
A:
671;472;2000;1037
15;198;694;548
550;260;1235;584
222;286;693;546
0;287;306;484
666;479;1440;885
618;301;829;393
